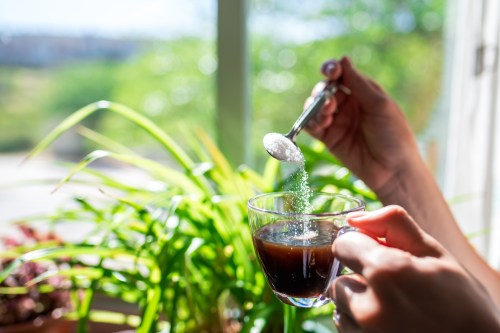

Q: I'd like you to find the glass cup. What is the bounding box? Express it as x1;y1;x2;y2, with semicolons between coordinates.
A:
248;192;365;308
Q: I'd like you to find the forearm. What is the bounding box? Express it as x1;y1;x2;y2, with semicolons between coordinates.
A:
376;156;500;306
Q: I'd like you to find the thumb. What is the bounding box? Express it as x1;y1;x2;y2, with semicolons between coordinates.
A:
339;57;387;110
347;205;445;258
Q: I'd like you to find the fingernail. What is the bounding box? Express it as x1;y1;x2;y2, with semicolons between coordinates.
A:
324;63;335;76
346;210;368;220
321;60;336;75
347;210;381;224
333;310;341;327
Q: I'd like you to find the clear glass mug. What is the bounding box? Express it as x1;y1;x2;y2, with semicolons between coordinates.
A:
248;192;365;308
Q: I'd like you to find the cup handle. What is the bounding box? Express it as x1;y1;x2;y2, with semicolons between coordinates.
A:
337;226;357;237
332;226;357;278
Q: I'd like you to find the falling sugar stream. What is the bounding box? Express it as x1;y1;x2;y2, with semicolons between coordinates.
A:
281;154;316;240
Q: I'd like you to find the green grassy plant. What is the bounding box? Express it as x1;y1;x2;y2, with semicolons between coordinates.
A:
0;101;377;333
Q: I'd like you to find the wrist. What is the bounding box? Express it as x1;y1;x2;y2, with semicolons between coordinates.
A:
463;307;500;333
375;155;430;206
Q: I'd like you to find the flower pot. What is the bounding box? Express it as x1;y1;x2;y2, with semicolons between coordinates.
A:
0;317;73;333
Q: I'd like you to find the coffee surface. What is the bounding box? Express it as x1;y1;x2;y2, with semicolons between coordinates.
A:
253;220;340;297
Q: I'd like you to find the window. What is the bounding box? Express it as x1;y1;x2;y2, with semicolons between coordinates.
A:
439;0;500;268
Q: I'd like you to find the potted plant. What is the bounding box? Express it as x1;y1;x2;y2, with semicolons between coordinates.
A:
0;101;377;332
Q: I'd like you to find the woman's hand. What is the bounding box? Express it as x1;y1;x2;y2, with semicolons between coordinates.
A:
331;206;500;333
305;57;421;194
307;57;500;314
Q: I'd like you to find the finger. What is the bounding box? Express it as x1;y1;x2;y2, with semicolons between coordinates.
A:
333;89;349;108
317;112;334;128
311;80;327;98
333;231;404;275
307;90;344;119
332;274;397;333
366;78;384;93
304;96;337;132
346;206;444;258
304;94;338;114
305;74;351;134
320;98;339;116
339;57;388;110
310;81;349;107
333;230;437;287
330;274;367;319
303;96;315;110
305;123;325;140
307;114;334;133
334;309;362;333
311;79;348;102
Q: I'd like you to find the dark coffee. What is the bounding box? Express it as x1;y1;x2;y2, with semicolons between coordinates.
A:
253;221;340;298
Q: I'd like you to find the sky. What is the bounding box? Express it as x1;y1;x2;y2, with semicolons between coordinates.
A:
0;0;216;39
0;0;338;43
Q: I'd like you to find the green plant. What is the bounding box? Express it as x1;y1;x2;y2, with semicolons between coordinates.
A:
0;101;377;333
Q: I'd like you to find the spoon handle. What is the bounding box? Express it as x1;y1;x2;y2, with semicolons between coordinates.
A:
287;82;337;141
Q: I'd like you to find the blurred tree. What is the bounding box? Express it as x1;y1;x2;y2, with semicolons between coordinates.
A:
0;0;446;165
99;39;216;158
33;61;119;156
43;61;119;128
0;67;50;151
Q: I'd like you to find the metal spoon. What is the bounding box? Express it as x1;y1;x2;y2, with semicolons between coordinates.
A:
263;82;337;164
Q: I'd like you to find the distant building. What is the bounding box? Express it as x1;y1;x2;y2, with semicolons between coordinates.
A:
0;34;143;67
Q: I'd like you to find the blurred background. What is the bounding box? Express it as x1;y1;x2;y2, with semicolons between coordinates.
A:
0;0;498;266
0;0;444;161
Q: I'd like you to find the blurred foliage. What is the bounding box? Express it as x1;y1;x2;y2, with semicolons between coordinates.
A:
43;61;119;126
0;0;445;167
0;67;50;151
100;39;217;157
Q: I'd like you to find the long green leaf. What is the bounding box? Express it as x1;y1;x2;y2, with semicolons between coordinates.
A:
26;101;192;169
26;267;103;287
263;157;280;190
0;246;155;284
24;102;103;164
52;150;203;196
138;267;162;333
77;125;137;155
24;101;215;196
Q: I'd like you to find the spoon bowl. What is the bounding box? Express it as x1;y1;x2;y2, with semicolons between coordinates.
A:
263;132;304;165
263;83;337;164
